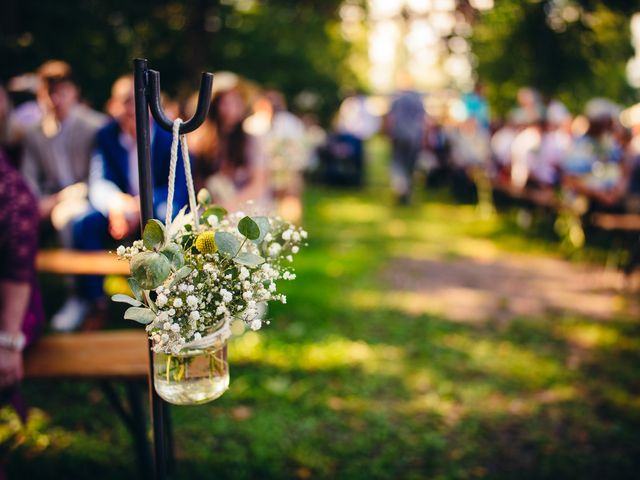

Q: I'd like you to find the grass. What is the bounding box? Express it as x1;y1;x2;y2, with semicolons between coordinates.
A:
3;137;640;479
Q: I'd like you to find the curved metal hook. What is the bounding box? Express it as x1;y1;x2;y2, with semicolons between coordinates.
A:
147;69;214;134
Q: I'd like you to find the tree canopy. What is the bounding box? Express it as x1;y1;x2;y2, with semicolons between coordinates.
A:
0;0;359;121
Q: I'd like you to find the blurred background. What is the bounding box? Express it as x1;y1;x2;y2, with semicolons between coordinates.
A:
2;0;640;479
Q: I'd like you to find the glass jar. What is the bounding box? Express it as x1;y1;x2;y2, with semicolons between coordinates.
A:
153;324;230;406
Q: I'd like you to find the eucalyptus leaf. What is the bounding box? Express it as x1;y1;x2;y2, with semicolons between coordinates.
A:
200;206;228;224
169;265;193;288
233;252;265;267
252;216;270;244
124;307;156;325
215;231;241;257
111;293;142;307
160;242;185;270
130;252;172;290
127;277;143;302
238;216;260;240
143;219;165;250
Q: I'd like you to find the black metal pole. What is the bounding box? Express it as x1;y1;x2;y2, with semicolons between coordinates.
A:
133;57;167;480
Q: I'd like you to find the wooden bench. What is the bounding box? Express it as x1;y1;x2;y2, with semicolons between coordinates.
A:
36;249;130;276
23;330;168;479
30;251;172;478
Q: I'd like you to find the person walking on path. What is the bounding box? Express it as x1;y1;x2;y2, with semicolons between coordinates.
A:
386;74;425;205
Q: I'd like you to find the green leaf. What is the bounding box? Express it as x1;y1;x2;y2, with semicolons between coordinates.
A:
124;307;155;325
143;219;165;250
111;293;142;307
169;265;193;288
215;231;241;257
127;277;143;302
233;252;265;267
238;216;260;240
252;216;270;244
200;206;228;224
160;242;185;270
130;252;172;290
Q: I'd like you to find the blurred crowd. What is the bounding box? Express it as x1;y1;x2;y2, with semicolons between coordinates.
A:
0;60;321;335
421;86;640;216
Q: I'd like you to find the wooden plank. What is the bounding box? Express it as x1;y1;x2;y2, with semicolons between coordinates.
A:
37;250;130;276
591;213;640;231
24;331;149;380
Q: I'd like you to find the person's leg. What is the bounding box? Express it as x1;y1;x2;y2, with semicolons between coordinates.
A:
72;209;109;300
51;209;109;332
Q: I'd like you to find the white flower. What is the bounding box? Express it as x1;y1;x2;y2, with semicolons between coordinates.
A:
163;322;171;331
250;319;262;331
207;215;219;227
173;298;183;308
130;248;139;255
292;231;301;242
239;267;250;280
220;289;233;303
116;245;126;256
264;233;273;242
189;310;200;321
292;246;300;254
286;255;293;262
269;282;277;292
242;291;253;301
193;332;202;341
301;230;308;239
168;308;176;316
179;284;188;292
281;295;287;304
156;294;168;308
268;243;282;257
170;323;180;333
186;295;198;308
216;305;227;316
203;263;214;273
282;230;292;241
187;285;195;293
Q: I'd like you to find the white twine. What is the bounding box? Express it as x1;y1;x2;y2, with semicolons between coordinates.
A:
165;119;199;231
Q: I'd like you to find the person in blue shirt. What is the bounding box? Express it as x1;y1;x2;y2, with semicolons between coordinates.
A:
55;75;187;331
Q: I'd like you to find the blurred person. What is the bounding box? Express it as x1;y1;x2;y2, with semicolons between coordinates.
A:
66;75;189;331
244;90;307;220
531;101;573;189
20;61;106;331
385;73;425;205
193;87;270;213
562;99;625;211
336;91;381;141
462;83;490;133
21;61;106;244
0;148;44;418
510;116;543;189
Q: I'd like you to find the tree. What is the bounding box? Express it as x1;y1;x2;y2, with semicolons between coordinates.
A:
471;0;637;116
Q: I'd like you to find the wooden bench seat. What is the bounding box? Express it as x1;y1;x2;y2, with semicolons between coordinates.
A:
36;249;130;276
590;213;640;232
24;330;149;380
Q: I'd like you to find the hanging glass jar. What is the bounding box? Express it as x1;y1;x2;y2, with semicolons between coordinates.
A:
153;322;230;405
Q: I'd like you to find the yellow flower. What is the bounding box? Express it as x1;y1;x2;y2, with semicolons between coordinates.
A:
195;231;217;254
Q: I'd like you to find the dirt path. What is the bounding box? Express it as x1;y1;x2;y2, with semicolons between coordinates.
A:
380;253;638;322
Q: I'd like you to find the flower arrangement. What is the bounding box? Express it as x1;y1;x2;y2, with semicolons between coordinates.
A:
112;189;307;355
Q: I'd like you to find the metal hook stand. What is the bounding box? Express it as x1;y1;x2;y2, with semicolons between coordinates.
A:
133;58;214;480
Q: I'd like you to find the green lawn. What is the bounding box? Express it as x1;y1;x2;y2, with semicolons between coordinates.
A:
4;138;640;479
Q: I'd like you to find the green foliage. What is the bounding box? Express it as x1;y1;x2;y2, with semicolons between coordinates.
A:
110;293;142;307
200;206;228;224
237;216;260;240
233;252;265;267
127;277;143;302
142;219;165;251
160;242;185;270
130;251;172;289
169;265;193;288
0;0;361;122
215;231;241;258
123;306;155;324
252;216;270;244
472;0;637;116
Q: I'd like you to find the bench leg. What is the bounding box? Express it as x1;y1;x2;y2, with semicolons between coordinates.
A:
163;404;176;477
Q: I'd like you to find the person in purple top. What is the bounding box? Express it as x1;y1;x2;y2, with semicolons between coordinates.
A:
0;148;44;402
